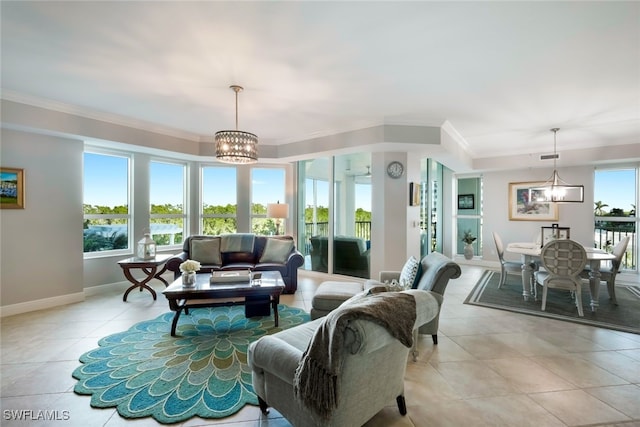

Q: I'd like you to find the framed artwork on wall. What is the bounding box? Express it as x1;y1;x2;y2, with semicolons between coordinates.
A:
508;181;558;221
458;194;475;210
409;182;421;206
0;167;24;209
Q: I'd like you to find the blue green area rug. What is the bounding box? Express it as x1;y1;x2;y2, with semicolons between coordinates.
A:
73;305;309;424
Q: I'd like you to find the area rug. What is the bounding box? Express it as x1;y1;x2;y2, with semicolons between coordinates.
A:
465;270;639;334
73;305;309;424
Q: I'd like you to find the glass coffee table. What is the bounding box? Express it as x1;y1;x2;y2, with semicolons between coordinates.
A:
162;271;285;336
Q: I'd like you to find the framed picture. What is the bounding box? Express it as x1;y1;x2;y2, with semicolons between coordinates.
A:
508;181;558;221
458;194;475;210
409;182;421;206
0;167;25;209
541;224;570;247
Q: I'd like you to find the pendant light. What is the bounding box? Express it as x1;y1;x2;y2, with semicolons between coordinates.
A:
215;85;258;164
534;128;584;203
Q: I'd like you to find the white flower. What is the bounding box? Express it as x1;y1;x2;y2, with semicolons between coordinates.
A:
179;259;201;273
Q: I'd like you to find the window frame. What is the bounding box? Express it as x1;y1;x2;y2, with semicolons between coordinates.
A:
83;148;132;259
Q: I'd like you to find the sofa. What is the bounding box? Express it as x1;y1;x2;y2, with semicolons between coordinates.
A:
165;234;304;294
310;251;461;345
309;235;370;278
248;289;439;427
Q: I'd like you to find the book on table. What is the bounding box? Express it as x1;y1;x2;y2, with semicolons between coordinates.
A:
210;271;251;284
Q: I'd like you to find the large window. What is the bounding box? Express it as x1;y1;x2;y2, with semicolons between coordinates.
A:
594;168;637;271
150;161;186;246
251;168;286;234
202;166;237;234
83;151;131;255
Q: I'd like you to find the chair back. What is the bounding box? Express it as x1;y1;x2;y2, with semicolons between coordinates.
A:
540;239;587;278
492;232;506;261
611;236;631;270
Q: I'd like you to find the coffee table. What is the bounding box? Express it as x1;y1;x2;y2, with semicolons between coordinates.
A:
162;271;285;336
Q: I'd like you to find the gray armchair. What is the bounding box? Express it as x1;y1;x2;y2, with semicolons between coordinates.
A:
371;252;461;344
248;289;439;427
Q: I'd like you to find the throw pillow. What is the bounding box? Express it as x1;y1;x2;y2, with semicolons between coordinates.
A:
190;238;222;265
399;256;421;289
259;239;294;264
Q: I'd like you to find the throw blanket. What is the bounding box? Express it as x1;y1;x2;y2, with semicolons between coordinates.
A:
293;291;416;420
220;233;255;253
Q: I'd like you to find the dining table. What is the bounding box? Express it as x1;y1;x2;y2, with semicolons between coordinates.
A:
506;241;616;312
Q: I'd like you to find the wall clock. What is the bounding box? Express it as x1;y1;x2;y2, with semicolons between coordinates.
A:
386;161;404;179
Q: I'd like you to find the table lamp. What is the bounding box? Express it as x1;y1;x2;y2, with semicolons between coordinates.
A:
266;201;289;235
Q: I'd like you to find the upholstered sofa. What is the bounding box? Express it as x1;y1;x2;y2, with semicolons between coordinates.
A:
309;235;370;278
165;234;304;294
248;289;439;427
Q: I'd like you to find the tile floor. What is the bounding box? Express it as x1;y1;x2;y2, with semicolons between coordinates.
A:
1;265;639;427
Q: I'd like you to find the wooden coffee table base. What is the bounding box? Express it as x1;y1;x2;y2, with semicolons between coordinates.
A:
162;272;285;337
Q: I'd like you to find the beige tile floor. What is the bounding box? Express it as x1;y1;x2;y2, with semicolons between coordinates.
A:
1;265;639;427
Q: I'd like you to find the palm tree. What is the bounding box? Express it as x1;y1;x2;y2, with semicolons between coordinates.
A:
594;201;609;216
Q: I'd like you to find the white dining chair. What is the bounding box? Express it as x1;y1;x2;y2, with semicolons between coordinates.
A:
580;236;630;305
535;239;587;317
492;232;523;288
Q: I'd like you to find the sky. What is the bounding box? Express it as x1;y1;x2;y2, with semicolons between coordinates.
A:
594;169;636;212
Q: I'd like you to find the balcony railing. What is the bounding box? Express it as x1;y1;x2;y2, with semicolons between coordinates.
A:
594;219;636;270
302;221;371;255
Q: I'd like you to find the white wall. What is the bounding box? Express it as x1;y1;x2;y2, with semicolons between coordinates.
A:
480;166;594;263
0;129;84;313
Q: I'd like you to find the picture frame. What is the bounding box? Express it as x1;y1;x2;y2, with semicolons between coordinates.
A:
0;167;25;209
540;224;571;247
409;182;421;206
458;194;475;210
508;181;558;221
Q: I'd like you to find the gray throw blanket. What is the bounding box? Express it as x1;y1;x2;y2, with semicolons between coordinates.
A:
293;291;416;420
220;233;255;253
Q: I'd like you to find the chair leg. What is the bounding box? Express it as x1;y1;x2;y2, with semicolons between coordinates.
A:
607;278;618;305
575;286;584;317
498;269;506;289
432;334;438;345
541;286;548;311
396;395;407;416
257;396;270;415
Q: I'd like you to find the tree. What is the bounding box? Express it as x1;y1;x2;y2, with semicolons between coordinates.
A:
594;201;609;216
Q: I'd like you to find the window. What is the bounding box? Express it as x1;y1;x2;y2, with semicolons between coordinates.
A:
251;168;286;234
201;166;237;234
594;168;637;271
83;151;131;255
150;161;186;246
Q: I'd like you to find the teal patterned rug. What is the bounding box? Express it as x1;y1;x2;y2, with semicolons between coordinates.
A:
73;305;309;424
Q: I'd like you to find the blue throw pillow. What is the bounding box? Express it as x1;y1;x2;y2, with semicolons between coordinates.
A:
399;256;421;289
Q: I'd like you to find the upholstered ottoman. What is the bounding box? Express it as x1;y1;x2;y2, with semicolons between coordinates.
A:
310;281;366;320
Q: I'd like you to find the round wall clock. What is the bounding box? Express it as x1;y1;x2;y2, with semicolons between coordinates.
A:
386;161;404;179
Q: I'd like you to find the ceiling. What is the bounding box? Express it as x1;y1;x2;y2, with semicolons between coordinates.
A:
1;1;639;161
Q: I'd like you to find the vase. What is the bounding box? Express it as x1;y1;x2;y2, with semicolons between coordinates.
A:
463;243;474;260
182;271;196;287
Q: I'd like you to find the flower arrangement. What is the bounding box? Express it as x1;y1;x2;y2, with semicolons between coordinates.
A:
461;230;477;244
179;259;201;273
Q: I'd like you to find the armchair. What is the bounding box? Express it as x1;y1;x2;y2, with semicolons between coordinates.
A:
248;289;438;427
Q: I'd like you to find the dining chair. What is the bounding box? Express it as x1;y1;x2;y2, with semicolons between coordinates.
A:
492;232;523;289
535;239;587;317
580;235;630;305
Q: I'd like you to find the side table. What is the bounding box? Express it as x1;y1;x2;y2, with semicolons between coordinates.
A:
118;254;173;301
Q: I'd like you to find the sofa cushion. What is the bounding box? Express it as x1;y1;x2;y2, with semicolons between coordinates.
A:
190;238;222;265
259;238;294;263
221;233;255;253
400;256;421;288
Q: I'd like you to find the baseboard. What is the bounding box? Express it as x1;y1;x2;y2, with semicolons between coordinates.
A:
0;292;85;318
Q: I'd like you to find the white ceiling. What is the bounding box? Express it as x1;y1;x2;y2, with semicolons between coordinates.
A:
1;1;639;160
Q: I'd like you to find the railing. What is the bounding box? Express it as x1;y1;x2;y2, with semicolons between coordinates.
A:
594;219;636;270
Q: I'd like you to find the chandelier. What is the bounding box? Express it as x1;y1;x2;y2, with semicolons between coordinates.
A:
215;85;258;164
534;128;584;203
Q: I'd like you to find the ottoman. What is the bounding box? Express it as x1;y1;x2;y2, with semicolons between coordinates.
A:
310;281;365;320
